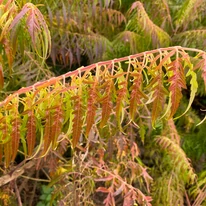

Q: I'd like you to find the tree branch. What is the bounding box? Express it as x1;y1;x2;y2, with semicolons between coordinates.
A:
0;160;35;187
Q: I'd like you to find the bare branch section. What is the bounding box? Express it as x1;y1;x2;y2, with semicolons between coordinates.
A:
0;160;35;187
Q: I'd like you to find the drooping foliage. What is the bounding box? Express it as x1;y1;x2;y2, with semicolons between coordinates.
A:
29;0;206;72
0;0;206;205
0;0;52;94
0;46;206;205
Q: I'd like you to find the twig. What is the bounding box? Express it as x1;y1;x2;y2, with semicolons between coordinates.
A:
185;191;191;206
14;179;23;206
0;160;35;187
29;170;39;206
20;175;50;182
192;184;206;206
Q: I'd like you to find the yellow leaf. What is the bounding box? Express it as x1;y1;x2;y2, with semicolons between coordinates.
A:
0;63;4;90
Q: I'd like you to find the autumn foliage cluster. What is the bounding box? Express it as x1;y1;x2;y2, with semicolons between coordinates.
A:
0;1;206;206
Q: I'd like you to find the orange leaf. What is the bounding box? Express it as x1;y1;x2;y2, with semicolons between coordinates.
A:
154;50;176;71
85;83;97;136
42;110;52;154
167;59;186;118
4;140;12;168
11;117;21;161
51;106;64;149
26;111;36;156
1;119;12;167
96;187;109;193
2;38;13;69
129;72;147;120
151;76;167;125
100;81;113;128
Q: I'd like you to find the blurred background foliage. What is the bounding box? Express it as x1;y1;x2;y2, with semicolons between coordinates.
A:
29;0;206;71
3;0;206;88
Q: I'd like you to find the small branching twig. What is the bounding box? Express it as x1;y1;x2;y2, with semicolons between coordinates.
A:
14;179;23;206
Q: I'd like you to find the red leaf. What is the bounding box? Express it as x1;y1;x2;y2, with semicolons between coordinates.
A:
113;184;124;197
26;110;36;156
9;5;30;30
2;38;13;69
11;117;21;161
154;50;176;71
104;192;115;206
130;142;140;161
51;106;64;149
167;59;186;118
123;191;134;206
150;76;167;125
140;166;153;192
85;82;97;136
26;9;39;45
129;71;147;120
42;110;52;155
